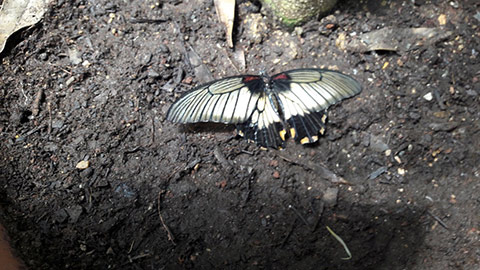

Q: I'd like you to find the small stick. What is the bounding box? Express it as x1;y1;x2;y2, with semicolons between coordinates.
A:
288;205;310;226
427;210;450;230
31;88;44;116
130;18;166;24
151;115;155;144
158;190;176;245
47;101;52;134
213;146;232;171
221;47;240;74
280;221;296;247
127;240;135;254
241;149;253;155
128;253;151;262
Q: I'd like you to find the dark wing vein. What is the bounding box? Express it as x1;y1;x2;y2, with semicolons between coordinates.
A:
272;69;361;143
166;76;264;124
237;94;285;148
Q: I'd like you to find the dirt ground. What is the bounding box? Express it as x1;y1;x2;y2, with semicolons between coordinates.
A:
1;0;479;269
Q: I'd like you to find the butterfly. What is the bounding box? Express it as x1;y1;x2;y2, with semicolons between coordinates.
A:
166;68;362;149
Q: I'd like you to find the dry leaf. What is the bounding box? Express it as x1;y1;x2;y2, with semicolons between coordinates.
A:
0;0;51;53
214;0;235;48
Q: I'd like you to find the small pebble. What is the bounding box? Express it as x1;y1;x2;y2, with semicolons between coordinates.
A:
423;92;433;101
147;69;160;78
76;160;90;169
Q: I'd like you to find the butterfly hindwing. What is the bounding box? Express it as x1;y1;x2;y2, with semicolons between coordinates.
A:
166;75;264;124
236;93;286;148
271;69;362;144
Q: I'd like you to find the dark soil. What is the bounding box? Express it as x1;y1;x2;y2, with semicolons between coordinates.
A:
1;0;479;269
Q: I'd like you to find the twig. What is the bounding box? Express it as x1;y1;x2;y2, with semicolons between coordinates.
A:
31;87;44;116
213;146;232;171
158;190;176;245
151;115;155;144
47;101;52;134
129;18;166;24
288;204;309;226
241;170;255;206
124;253;152;266
241;149;253;155
22;124;45;138
128;253;151;262
427;210;450;230
309;199;324;232
127;240;135;254
221;47;240;74
280;221;296;247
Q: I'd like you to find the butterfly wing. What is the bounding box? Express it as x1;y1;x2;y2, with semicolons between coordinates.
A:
236;94;286;149
166;75;264;124
271;69;362;144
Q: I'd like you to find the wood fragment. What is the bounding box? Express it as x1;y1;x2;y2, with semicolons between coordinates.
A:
151;115;155;144
280;221;295;247
288;205;309;226
47;100;52;134
427;210;450;230
157;191;176;245
32;87;44;116
214;146;232;171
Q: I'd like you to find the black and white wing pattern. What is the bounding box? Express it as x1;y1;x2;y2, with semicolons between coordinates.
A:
235;93;286;149
166;75;264;124
270;69;362;146
166;68;362;149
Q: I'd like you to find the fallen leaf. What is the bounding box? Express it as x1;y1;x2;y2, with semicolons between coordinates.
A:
214;0;235;48
0;0;52;53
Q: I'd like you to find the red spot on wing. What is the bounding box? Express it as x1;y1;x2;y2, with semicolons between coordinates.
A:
273;73;289;80
243;76;260;82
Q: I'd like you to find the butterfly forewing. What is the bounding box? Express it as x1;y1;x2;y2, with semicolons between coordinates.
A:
166;75;264;124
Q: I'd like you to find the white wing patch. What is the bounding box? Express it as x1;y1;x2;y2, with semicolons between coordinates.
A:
167;79;262;124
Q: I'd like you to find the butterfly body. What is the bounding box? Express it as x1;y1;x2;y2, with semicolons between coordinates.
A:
166;68;362;149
